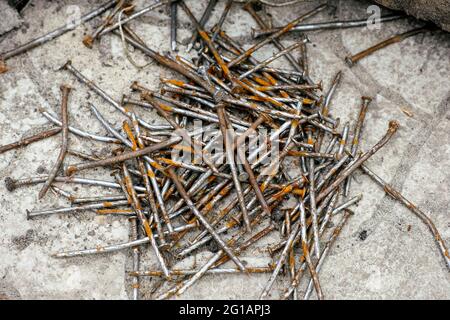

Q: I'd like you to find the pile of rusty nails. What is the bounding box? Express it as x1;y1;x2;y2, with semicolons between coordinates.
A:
0;0;448;300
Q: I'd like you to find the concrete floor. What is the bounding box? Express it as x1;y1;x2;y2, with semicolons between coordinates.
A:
0;0;449;300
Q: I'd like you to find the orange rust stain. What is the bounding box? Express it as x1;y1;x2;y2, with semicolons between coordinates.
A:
254;77;271;86
333;227;342;237
219;187;230;196
123;176;137;202
159;103;173;112
293;188;305;197
264;73;277;85
260;182;268;192
226;218;239;228
143;221;153;238
255;86;268;92
289;253;295;266
198;30;209;40
282;185;294;194
273;185;293;199
301;241;310;257
241;79;253;86
147;169;155;178
298;255;306;264
150;161;165;171
123;121;138;151
280;91;289;98
268;97;283;108
246;47;256;55
203;202;213;212
166;79;185;87
103;202;114;208
173;145;195;153
219;61;231;76
248;95;264;102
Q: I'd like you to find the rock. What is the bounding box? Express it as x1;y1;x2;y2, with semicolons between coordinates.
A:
7;0;31;12
373;0;450;32
0;2;22;36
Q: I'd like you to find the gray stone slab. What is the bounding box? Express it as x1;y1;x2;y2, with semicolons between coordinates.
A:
0;2;22;37
0;0;449;300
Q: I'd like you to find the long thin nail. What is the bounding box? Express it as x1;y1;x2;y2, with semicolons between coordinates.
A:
0;128;61;155
360;165;450;271
170;0;178;51
253;14;405;37
344;96;372;196
129;216;140;300
345;27;430;67
129;266;273;277
39;85;71;199
65;136;182;176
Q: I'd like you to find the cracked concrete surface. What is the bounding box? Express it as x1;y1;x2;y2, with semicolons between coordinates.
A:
0;0;449;300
